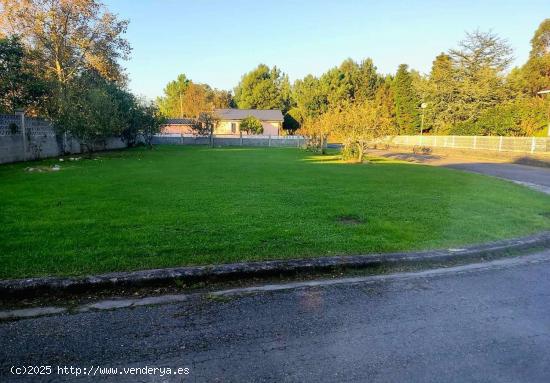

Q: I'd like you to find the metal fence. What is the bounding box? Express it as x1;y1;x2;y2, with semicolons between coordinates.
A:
389;135;550;154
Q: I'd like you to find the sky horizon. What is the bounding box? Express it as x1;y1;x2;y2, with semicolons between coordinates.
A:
104;0;549;100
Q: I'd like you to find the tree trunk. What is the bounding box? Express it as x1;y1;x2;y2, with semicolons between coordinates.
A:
357;142;364;163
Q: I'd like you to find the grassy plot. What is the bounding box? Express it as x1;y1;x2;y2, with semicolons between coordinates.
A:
0;145;548;279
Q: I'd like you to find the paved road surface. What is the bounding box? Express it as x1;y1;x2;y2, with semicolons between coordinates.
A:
370;148;550;194
445;162;550;194
2;250;550;382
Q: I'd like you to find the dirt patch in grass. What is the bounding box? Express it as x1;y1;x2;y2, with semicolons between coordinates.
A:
336;214;365;225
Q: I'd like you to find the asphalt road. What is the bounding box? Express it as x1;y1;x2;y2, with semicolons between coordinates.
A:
444;162;550;194
369;148;550;194
2;250;550;382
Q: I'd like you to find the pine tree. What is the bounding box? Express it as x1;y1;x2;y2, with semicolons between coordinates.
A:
392;64;420;134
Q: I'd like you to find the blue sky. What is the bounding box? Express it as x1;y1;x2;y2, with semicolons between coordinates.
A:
103;0;548;99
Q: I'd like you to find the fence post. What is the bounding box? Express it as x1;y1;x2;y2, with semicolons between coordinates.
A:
473;136;477;150
268;135;271;147
498;136;503;152
531;137;536;154
452;135;456;148
240;131;243;146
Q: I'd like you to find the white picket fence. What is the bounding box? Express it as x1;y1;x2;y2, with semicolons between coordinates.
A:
389;135;550;154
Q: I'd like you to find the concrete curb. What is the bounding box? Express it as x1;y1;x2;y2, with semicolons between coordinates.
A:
1;232;549;297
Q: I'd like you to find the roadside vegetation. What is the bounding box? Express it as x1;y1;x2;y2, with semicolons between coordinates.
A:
1;146;548;279
0;0;164;150
155;19;550;161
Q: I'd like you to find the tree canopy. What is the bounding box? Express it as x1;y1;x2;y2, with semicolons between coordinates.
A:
156;74;232;118
240;115;263;135
233;64;291;112
0;0;131;84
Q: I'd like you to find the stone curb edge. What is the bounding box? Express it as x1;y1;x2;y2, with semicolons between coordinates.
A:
2;231;549;297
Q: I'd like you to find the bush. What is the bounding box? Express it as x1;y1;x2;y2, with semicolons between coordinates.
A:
240;115;263;134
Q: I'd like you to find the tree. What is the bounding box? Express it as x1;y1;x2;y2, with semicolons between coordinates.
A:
156;74;233;118
472;97;549;136
299;113;333;154
423;53;459;133
392;64;420;134
292;74;328;118
334;100;395;162
449;30;513;75
319;66;354;108
156;74;190;117
0;0;131;84
239;115;263;135
520;19;550;95
234;64;291;111
355;58;383;101
53;70;127;152
138;100;165;148
0;36;49;113
283;108;302;134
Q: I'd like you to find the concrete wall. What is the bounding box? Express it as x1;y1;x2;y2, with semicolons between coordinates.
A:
152;134;304;148
0;114;127;164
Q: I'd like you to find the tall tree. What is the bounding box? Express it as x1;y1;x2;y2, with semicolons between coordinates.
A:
0;36;48;113
423;53;459;133
438;30;514;133
449;30;513;75
156;74;190;117
234;64;291;111
0;0;131;84
392;64;420;134
156;74;232;118
521;19;550;95
355;58;382;101
292;74;327;118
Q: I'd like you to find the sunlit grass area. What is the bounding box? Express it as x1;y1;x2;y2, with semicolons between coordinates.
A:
1;145;549;279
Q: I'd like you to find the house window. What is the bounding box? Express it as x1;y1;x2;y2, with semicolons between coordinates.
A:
231;122;237;134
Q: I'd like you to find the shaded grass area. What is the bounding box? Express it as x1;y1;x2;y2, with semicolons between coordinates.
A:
1;146;548;279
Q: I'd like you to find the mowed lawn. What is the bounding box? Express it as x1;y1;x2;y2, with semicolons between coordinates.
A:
1;145;549;279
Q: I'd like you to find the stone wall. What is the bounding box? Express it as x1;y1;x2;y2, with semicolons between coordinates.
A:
0;114;126;164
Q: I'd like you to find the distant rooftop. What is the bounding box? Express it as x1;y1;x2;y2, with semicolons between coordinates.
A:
214;109;284;121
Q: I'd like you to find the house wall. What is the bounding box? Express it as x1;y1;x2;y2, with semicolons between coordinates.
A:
161;124;194;134
215;120;239;134
261;121;280;136
214;120;281;135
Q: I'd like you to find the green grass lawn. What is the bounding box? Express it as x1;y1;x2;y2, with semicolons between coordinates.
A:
1;145;549;279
